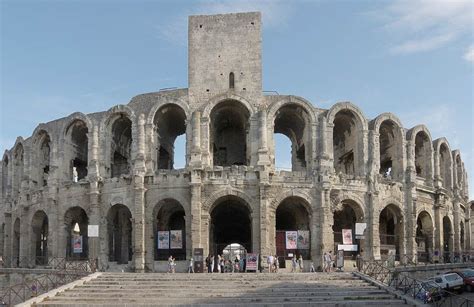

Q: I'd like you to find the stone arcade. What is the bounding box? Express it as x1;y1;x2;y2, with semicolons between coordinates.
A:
0;12;471;272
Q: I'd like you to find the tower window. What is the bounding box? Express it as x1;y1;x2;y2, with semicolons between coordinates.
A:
229;72;235;89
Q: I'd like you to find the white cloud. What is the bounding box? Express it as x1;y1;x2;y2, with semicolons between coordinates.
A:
156;0;293;45
464;44;474;63
377;0;473;55
390;33;455;55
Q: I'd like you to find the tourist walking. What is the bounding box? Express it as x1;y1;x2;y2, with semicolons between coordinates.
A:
168;255;175;273
219;255;225;273
188;257;194;273
298;255;304;272
217;255;221;273
206;255;211;273
329;251;334;272
310;261;315;272
291;256;297;273
234;256;239;273
273;255;279;273
267;254;274;273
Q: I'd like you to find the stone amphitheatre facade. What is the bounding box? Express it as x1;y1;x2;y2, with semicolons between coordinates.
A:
0;12;471;272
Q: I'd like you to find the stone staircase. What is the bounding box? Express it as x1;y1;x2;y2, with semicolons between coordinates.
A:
35;272;410;306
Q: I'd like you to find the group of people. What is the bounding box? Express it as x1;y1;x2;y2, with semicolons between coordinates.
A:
265;254;279;273
323;251;334;273
290;255;306;273
205;254;244;273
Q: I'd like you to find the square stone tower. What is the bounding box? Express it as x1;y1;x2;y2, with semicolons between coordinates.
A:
188;12;262;105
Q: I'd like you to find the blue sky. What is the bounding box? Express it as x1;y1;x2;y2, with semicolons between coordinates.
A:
1;0;473;198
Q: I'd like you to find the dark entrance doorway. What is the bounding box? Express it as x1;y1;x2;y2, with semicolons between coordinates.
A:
209;196;251;257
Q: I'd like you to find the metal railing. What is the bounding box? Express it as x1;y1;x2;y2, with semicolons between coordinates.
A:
358;257;474;306
0;256;97;306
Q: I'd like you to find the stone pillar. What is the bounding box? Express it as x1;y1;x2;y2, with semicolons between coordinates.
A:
145;123;154;176
319;189;334;266
201;117;210;167
433;206;442;259
252;211;260;253
453;205;461;254
88;125;101;266
257;109;270;166
133;114;146;272
19;207;29;267
190;112;202;167
259;184;270;256
465;205;471;252
3;213;12;261
368;193;381;260
190;170;202;254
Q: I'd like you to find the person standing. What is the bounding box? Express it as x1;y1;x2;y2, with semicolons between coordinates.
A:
210;255;215;273
267;255;274;273
217;255;221;273
274;255;279;273
298;255;304;272
291;256;297;273
310;261;315;273
323;252;331;273
168;255;173;273
329;251;334;272
219;255;225;273
188;257;194;273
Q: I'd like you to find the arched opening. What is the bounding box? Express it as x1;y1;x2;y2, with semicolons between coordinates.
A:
414;131;430;179
107;204;132;264
154;199;186;260
210;100;250;166
273;104;310;171
275;197;311;268
443;216;453;262
333;200;364;258
379;120;402;180
12;218;20;267
13;144;24;194
333;110;361;176
379;204;404;261
153;104;187;170
2;157;8;198
415;211;433;262
37;132;51;187
65;120;88;181
31;210;48;265
64;207;89;259
439;143;452;189
110;116;132;177
229;72;235;89
210;196;252;257
222;243;246;264
455;155;463;188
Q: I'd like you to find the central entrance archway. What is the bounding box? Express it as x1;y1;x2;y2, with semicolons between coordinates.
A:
209;196;252;257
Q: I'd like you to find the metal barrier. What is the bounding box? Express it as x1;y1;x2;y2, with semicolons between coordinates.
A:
358;258;474;306
0;257;97;306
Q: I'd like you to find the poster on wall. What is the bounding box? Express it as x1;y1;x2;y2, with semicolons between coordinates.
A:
285;231;298;249
72;235;83;253
297;230;310;249
170;230;183;249
342;229;353;245
246;253;259;271
88;225;99;237
157;231;170;249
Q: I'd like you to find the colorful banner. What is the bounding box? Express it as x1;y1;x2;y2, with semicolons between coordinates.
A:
246;253;258;271
342;229;353;245
297;230;310;249
72;235;83;253
285;231;298;249
170;230;183;249
157;231;170;249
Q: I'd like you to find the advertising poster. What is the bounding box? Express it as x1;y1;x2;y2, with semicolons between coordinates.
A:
297;230;310;249
72;235;83;253
246;253;258;271
342;229;353;245
157;231;170;249
170;230;183;249
285;231;298;249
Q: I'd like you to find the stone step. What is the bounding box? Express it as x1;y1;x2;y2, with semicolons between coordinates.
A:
58;289;389;298
37;300;409;307
41;295;401;304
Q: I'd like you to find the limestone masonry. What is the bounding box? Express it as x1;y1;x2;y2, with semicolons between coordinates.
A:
0;12;471;272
